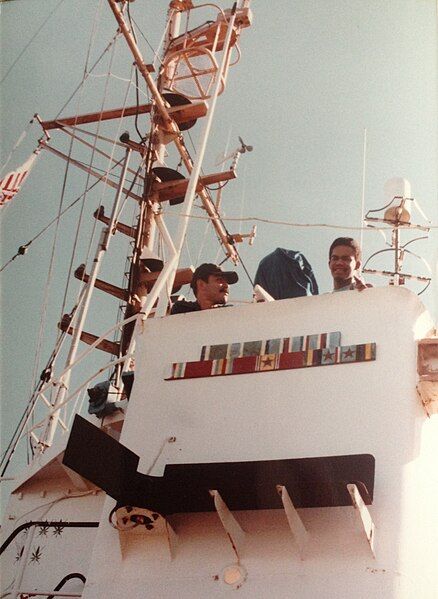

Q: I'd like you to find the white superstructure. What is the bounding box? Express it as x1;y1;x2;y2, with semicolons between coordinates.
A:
3;287;437;598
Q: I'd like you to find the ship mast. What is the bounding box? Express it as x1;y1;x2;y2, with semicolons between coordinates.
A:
116;1;185;364
30;0;253;453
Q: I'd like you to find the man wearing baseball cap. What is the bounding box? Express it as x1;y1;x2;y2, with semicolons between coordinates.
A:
170;263;238;315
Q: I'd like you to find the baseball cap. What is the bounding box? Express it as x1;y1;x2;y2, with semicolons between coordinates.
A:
190;263;239;291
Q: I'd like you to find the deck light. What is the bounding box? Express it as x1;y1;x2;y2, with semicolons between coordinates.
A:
222;564;247;588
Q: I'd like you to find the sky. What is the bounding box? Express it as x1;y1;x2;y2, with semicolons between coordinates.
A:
1;0;437;502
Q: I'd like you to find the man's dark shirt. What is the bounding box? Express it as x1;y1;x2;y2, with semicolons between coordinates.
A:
170;300;202;315
170;300;232;315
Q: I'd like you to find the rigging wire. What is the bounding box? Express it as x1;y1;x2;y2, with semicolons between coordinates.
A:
3;204;435;276
87;71;151;101
0;327;71;474
128;15;169;70
1;297;90;473
58;124;127;149
363;244;432;273
82;0;105;77
53;63;142;390
12;49;137;450
57;34;121;325
127;2;147;142
114;160;145;225
57;126;141;181
195;217;212;266
0;0;68;86
26;2;115;404
167;212;438;230
182;236;194;274
28;154;73;418
54;31;121;120
22;1;111;410
227;242;254;287
0;158;126;274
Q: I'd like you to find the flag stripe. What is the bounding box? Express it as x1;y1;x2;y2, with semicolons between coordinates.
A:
0;153;38;207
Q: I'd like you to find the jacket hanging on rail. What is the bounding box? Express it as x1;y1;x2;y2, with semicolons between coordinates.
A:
254;248;319;300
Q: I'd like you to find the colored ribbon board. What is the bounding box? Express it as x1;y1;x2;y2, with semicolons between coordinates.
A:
167;343;376;381
200;331;342;361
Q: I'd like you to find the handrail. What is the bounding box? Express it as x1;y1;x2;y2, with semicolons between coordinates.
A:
0;521;98;556
23;355;130;439
46;572;86;599
38;312;139;398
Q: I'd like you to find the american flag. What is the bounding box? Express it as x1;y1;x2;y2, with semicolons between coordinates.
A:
0;153;38;208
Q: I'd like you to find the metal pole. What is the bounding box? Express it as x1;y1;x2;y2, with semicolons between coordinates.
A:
394;226;400;286
150;8;238;318
106;0;238;260
111;5;238;328
163;7;238;303
41;149;132;449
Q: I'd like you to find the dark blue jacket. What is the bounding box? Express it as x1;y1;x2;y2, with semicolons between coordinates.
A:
254;248;318;299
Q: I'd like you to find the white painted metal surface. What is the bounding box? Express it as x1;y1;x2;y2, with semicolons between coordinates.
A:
1;476;104;598
77;287;438;598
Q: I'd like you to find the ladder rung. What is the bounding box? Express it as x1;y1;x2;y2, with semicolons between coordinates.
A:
74;265;128;301
153;170;236;202
93;207;137;239
41;98;206;131
58;315;120;356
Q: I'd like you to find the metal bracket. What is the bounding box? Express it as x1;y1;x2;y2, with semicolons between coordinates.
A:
209;489;246;560
113;506;177;560
347;483;376;557
276;484;309;559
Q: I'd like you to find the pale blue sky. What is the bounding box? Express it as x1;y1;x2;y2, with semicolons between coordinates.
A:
1;1;437;490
